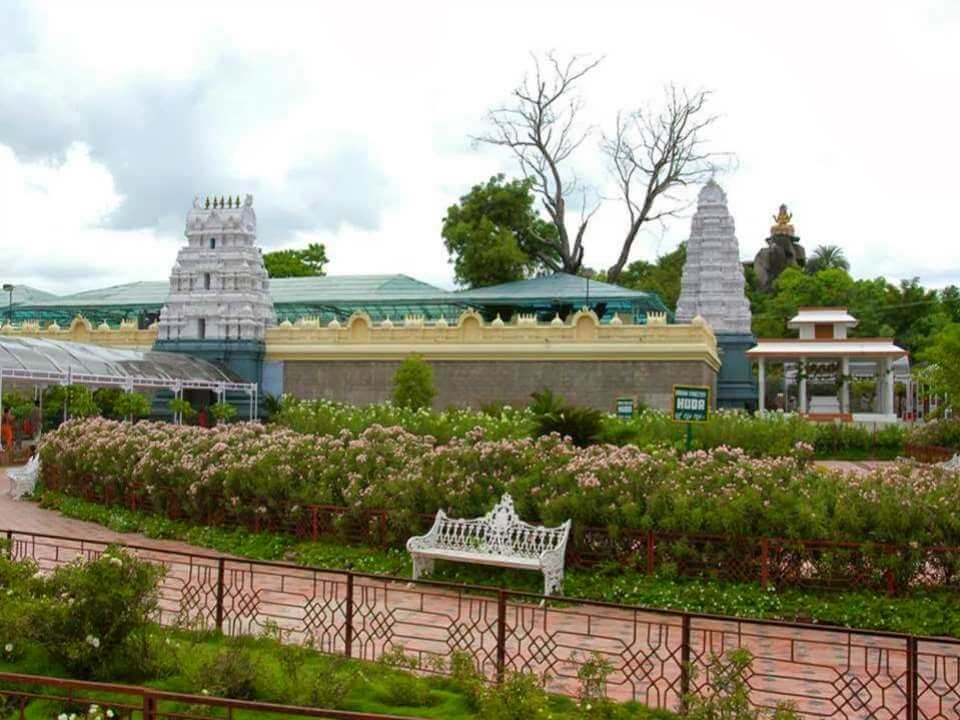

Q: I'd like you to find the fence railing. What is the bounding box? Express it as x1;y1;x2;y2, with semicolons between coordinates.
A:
0;671;424;720
44;472;960;594
4;527;960;719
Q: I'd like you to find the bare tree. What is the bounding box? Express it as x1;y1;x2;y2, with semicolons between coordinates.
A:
474;52;603;273
477;53;719;282
602;86;718;282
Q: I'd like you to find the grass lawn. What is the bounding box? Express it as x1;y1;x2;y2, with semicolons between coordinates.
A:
0;630;671;720
37;492;960;639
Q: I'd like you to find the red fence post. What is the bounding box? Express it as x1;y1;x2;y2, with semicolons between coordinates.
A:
215;557;225;633
142;692;157;720
906;636;918;720
680;614;692;711
345;571;354;659
646;530;655;575
760;538;770;588
496;589;507;684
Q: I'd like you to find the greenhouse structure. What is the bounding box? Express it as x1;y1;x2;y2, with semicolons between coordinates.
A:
0;335;259;425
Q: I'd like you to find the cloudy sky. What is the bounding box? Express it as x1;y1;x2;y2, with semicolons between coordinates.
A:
1;0;957;295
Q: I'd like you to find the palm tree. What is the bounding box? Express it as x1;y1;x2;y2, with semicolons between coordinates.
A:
805;245;850;275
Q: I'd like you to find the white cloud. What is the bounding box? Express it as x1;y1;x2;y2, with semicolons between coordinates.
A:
1;0;958;294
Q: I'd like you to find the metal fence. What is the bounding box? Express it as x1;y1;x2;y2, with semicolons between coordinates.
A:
5;528;960;719
0;671;423;720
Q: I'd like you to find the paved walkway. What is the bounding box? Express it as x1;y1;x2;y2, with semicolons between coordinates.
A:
2;468;958;718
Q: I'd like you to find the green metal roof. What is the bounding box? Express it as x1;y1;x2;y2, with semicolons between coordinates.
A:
269;274;454;303
8;272;670;325
3;286;60;305
455;272;664;304
28;281;170;307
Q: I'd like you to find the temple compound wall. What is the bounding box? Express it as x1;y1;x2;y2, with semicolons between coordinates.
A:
1;310;720;413
266;310;719;413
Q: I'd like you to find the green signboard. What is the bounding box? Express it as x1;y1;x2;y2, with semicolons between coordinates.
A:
615;396;636;420
672;385;710;423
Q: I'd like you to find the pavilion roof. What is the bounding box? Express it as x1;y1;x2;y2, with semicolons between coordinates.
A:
747;338;907;358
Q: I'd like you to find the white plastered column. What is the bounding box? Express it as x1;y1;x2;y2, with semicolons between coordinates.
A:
799;357;808;414
841;357;850;414
757;357;766;412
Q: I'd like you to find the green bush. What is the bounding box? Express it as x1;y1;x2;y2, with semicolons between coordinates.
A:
392;354;436;410
531;388;604;447
477;670;551;719
377;645;434;707
908;418;960;450
210;401;237;424
30;547;165;677
112;392;152;421
191;641;265;700
684;649;800;720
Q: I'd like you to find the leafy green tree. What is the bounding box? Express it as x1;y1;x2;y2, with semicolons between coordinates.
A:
805;245;850;275
919;323;960;409
263;243;329;278
392;355;436;410
613;243;686;310
113;392;152;421
442;175;558;288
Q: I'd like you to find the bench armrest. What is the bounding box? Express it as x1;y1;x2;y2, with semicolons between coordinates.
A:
406;509;447;552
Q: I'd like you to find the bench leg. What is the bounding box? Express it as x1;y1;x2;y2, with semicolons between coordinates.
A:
412;556;434;580
543;566;563;597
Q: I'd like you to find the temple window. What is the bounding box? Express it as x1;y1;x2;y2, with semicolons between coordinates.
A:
209;238;216;249
198;318;206;339
204;273;211;290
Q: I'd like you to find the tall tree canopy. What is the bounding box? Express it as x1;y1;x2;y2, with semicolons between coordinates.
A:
805;245;850;275
263;243;329;278
750;266;957;357
442;175;558;288
477;53;718;282
919;323;960;410
612;243;687;310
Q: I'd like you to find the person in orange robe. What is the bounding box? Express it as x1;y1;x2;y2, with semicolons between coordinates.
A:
1;407;13;458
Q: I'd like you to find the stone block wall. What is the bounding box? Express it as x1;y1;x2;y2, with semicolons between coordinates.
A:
283;359;717;412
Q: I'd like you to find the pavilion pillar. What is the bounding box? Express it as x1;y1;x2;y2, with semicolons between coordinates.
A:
883;357;895;416
841;357;850;414
757;357;766;413
799;358;808;414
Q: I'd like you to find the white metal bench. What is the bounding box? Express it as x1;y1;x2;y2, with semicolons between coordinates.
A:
7;455;39;499
406;494;571;596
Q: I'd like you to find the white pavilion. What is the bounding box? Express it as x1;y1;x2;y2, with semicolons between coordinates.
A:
747;307;907;423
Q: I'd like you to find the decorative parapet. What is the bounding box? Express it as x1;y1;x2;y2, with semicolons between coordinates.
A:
266;309;720;369
0;315;158;351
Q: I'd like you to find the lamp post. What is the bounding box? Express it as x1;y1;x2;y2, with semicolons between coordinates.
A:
582;269;595;311
1;284;13;325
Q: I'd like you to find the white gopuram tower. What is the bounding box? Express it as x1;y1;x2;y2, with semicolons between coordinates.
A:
675;180;752;333
158;194;276;342
675;180;756;410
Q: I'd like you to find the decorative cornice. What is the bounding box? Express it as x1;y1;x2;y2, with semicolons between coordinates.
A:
0;315;158;351
265;310;720;369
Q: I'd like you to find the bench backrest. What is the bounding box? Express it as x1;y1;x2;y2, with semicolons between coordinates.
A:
432;494;569;559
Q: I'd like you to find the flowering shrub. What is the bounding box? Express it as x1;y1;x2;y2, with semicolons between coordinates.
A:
274;397;906;457
39;419;960;553
30;547;165;677
272;396;534;443
907;418;960;450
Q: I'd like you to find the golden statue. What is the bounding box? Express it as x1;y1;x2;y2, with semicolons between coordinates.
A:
770;203;795;236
